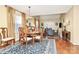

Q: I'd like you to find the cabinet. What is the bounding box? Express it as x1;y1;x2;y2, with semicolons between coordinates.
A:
62;31;70;41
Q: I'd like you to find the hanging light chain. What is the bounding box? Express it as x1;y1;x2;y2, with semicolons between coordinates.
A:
28;6;31;16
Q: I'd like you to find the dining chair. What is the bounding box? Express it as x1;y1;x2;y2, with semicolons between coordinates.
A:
19;27;32;45
0;28;15;45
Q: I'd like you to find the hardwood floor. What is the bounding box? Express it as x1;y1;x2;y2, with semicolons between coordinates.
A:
56;39;79;54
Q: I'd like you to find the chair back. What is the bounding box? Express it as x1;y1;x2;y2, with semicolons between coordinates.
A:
18;27;25;38
0;28;8;38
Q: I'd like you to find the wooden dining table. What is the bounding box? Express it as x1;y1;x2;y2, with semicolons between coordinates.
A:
27;31;40;45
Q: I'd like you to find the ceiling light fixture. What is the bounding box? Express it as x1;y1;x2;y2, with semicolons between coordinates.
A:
28;6;31;16
28;6;32;19
26;6;33;26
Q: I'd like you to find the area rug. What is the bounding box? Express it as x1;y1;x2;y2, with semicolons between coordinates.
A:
0;39;57;54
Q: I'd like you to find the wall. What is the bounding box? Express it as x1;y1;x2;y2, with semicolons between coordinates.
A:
72;6;79;45
64;6;79;45
64;7;73;32
0;6;7;27
63;7;73;44
43;20;58;30
40;15;60;30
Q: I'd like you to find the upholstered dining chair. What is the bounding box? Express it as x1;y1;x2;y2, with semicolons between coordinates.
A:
0;28;15;45
18;27;32;45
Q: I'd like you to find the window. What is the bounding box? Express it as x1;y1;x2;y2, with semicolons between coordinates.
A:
15;15;22;32
15;12;22;41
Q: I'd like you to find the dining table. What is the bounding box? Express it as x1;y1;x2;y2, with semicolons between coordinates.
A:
27;31;40;45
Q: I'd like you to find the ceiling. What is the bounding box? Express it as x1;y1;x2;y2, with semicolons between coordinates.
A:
10;5;72;16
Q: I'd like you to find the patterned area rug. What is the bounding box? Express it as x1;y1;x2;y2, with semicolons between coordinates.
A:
0;39;57;54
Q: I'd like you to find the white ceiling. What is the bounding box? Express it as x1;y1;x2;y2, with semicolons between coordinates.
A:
10;5;72;16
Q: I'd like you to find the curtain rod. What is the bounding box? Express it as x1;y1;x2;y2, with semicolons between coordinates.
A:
5;5;25;14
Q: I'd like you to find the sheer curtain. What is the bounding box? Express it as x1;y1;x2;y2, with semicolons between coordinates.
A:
15;12;26;41
15;13;22;41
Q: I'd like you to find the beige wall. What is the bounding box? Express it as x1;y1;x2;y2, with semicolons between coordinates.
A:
64;6;79;45
43;20;59;30
64;8;73;32
72;6;79;45
64;7;73;44
0;6;7;27
40;15;60;30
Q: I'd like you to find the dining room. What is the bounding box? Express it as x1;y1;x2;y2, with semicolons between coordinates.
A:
0;5;75;54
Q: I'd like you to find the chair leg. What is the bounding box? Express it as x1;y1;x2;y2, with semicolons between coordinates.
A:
40;36;43;42
19;38;26;45
12;39;15;45
26;39;27;45
32;36;35;45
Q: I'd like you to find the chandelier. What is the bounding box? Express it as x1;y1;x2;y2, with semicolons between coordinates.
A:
28;6;32;19
26;6;33;26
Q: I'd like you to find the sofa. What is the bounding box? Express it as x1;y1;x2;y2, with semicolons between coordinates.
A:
45;28;54;36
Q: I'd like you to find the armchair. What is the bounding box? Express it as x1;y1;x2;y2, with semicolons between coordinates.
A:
0;28;15;46
18;27;32;45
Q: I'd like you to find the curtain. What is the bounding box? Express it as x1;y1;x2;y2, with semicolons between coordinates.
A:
7;7;15;37
38;16;40;32
34;17;36;28
21;13;26;27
